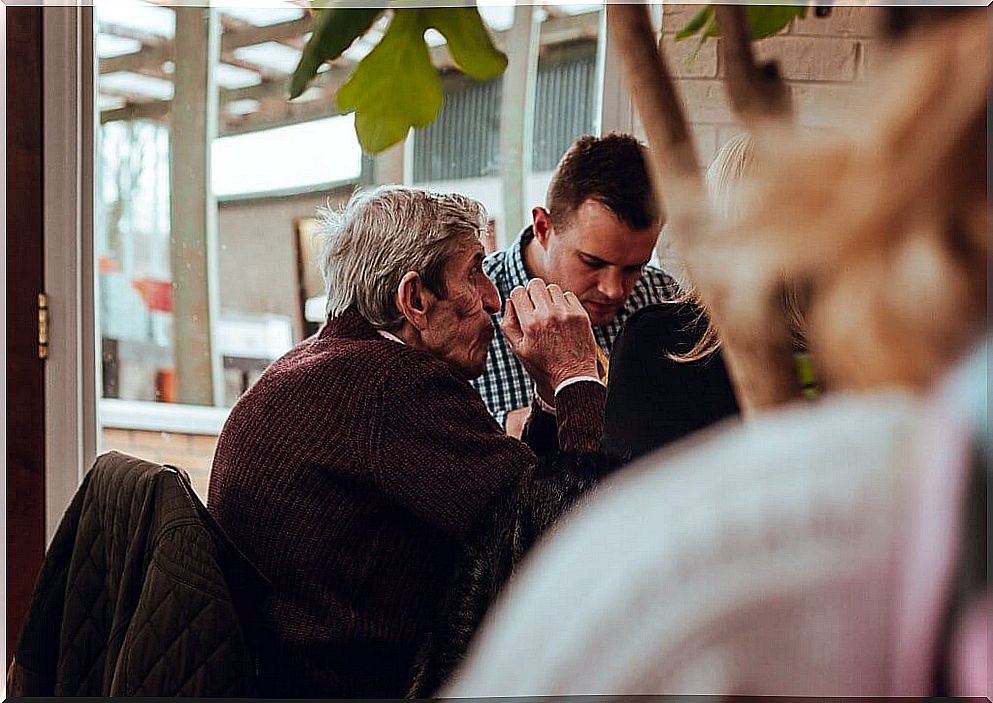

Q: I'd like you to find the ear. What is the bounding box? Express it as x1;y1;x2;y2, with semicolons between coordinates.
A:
532;207;553;247
396;271;434;331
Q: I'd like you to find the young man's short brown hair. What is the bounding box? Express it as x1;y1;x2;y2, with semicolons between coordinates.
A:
546;133;661;231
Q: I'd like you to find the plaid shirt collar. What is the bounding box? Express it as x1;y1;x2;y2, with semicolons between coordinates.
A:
501;226;535;294
476;226;678;425
496;225;672;328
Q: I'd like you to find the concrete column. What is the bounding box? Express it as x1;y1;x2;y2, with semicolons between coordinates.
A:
498;4;539;248
169;6;223;405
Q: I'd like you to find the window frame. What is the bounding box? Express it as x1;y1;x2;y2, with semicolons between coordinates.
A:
44;5;98;543
45;1;641;536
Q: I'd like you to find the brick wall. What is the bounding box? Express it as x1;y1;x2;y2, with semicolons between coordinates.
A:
102;428;217;499
652;5;881;282
659;5;882;166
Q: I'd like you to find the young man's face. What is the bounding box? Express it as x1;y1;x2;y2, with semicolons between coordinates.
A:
421;242;502;379
536;199;658;327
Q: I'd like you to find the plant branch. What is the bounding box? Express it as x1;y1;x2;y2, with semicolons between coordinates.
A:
714;4;792;124
608;2;801;412
606;3;705;230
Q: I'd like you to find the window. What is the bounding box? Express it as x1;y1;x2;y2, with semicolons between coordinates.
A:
410;4;606;246
411;45;599;181
212;116;362;197
91;1;609;499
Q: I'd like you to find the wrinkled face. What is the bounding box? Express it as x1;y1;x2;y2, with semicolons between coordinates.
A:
540;199;659;326
422;242;502;378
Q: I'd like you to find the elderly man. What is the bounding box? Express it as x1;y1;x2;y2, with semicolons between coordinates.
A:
474;133;680;436
207;186;606;698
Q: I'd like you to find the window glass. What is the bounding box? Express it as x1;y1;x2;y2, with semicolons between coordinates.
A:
212;116;362;197
411;4;604;246
94;1;605;498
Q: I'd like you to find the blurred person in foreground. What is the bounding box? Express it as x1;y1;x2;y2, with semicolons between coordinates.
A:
443;13;989;698
474;133;680;437
599;133;772;462
208;186;617;697
678;132;811;380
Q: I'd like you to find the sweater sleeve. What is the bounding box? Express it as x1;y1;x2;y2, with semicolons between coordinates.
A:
373;352;537;539
521;381;607;456
554;381;606;452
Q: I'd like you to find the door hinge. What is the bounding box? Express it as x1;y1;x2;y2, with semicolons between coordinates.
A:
38;293;49;360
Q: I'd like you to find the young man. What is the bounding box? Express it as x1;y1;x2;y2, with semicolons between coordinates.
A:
473;134;681;435
207;186;606;698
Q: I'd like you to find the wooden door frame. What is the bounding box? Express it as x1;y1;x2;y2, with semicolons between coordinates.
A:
6;6;96;666
6;5;47;667
43;6;98;544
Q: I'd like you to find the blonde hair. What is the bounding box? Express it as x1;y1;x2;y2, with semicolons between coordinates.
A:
725;14;988;391
670;14;987;395
675;133;808;363
705;132;756;220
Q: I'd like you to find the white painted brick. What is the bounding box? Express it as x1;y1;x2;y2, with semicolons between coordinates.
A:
663;33;718;79
745;36;860;82
792;7;881;38
677;78;735;125
693;123;720;168
790;81;870;129
660;4;711;35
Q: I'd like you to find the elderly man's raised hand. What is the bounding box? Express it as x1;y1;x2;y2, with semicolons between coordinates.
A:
501;278;599;404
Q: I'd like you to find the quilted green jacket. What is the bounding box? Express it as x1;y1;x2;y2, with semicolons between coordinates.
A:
7;452;270;696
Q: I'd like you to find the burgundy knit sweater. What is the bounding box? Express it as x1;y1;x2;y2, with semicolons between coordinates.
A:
207;308;604;698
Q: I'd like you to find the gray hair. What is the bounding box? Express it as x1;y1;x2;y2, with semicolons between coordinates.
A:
317;185;486;330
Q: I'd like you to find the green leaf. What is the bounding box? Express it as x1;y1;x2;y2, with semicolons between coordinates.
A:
425;8;507;81
689;11;719;60
745;4;807;40
703;10;720;38
289;7;382;99
335;10;443;153
675;6;713;41
675;4;807;42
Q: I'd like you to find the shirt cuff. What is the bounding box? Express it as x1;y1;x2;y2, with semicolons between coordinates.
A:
556;375;604;394
533;376;606;416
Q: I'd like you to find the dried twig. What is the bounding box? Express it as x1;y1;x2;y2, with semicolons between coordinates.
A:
714;4;793;124
608;3;801;411
607;3;705;233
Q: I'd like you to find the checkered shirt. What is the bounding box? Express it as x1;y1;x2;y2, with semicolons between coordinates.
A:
471;227;681;428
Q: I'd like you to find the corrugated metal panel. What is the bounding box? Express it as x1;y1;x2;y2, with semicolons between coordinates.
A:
413;46;597;182
532;53;597;172
413;78;502;182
